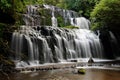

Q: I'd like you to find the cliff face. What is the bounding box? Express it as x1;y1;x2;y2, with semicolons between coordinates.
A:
99;30;120;59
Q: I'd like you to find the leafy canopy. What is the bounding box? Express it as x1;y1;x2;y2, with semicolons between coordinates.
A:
64;0;100;18
91;0;120;30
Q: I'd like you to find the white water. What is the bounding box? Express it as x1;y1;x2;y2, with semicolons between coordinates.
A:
51;5;58;27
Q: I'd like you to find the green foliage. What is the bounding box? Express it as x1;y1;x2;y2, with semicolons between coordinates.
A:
57;16;65;27
91;0;120;30
63;25;79;29
0;0;25;14
56;0;67;9
44;0;59;6
38;8;52;26
23;0;43;5
0;0;44;24
0;0;12;13
64;0;100;18
13;0;24;13
0;0;24;25
36;0;44;4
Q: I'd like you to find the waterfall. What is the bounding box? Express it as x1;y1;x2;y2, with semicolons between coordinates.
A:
11;5;104;67
74;17;90;29
23;5;40;26
51;6;58;27
43;4;58;27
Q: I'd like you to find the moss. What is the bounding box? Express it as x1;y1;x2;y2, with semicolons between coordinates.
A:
63;25;79;29
78;68;86;74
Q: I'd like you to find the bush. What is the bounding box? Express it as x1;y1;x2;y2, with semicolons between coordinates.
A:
91;0;120;30
65;0;100;18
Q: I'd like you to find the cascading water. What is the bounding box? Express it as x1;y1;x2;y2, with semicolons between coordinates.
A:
73;17;90;29
11;5;104;67
51;6;58;27
23;5;40;26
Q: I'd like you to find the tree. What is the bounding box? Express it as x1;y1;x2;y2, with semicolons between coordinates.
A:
56;0;67;9
64;0;100;18
91;0;120;30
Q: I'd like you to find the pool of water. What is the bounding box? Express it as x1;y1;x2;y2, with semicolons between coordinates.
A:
0;68;120;80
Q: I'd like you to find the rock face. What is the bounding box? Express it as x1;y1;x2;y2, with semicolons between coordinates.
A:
99;30;120;59
11;4;118;68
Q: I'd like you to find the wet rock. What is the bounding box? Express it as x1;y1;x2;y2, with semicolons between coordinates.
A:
88;57;94;63
78;68;86;74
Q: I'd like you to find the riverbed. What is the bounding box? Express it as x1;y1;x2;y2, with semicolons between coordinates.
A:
0;68;120;80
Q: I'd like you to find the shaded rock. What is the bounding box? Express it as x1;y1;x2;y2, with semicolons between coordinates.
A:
88;57;94;63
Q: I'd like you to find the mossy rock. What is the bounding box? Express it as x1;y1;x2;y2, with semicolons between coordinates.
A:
63;25;79;29
78;68;86;74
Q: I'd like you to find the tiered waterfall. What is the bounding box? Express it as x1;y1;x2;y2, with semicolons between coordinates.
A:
11;5;104;67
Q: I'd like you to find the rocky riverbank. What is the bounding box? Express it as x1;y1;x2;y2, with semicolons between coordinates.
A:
15;60;120;73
